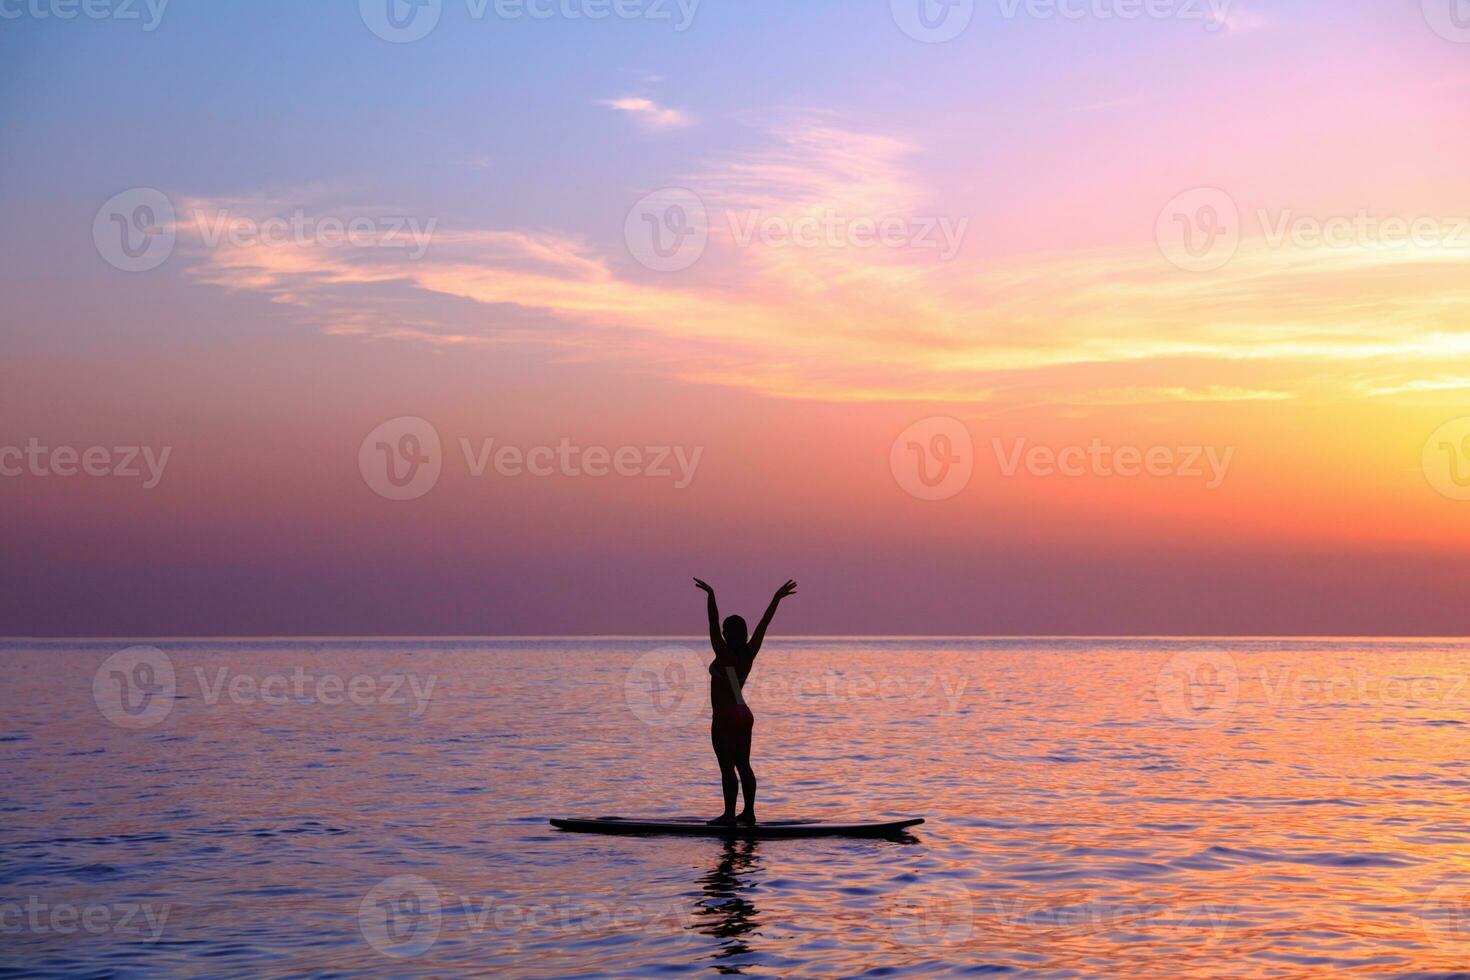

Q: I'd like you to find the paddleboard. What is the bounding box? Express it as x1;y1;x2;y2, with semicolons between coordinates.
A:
549;816;923;839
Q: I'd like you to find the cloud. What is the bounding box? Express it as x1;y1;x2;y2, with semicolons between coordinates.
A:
600;96;692;130
171;120;1470;407
1210;8;1267;33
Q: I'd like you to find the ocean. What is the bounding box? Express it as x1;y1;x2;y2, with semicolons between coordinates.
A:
5;637;1470;977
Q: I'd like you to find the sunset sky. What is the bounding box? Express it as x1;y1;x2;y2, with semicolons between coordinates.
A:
3;0;1470;636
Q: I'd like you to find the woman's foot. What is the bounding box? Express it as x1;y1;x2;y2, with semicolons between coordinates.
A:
735;810;756;826
706;813;737;826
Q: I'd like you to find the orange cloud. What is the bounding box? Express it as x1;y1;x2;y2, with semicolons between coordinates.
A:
170;121;1470;410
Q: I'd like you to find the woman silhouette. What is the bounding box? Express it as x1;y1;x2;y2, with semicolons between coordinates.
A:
692;577;797;826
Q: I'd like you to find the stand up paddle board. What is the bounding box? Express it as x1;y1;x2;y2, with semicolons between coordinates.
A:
549;816;923;839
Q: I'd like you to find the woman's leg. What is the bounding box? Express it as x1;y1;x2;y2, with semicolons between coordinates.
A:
733;713;756;824
708;724;739;825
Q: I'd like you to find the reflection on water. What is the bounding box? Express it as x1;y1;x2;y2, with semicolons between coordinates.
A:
6;636;1470;976
695;838;762;972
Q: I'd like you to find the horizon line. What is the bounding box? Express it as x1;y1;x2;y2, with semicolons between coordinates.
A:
4;633;1469;642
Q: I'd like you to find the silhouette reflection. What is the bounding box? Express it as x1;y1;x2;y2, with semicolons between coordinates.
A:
693;837;762;972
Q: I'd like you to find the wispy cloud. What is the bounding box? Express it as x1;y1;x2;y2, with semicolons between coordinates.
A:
1211;7;1267;34
171;120;1470;407
600;96;692;130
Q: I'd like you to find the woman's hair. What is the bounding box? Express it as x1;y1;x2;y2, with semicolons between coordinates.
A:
722;615;748;650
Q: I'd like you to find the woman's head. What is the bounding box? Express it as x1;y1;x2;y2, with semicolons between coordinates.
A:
722;615;748;649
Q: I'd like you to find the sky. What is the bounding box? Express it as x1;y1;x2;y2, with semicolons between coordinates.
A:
3;0;1470;636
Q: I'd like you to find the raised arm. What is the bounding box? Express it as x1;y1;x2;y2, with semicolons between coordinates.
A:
693;578;725;656
749;579;797;657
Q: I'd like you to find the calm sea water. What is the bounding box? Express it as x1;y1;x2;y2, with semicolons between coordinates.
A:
6;637;1470;977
